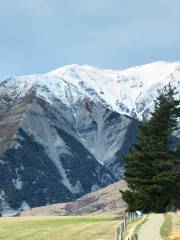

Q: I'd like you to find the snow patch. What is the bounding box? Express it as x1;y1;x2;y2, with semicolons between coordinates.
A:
12;177;23;190
21;201;31;211
91;185;100;192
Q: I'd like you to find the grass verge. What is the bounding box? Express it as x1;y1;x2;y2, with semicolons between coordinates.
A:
124;215;148;239
160;214;172;240
133;215;148;236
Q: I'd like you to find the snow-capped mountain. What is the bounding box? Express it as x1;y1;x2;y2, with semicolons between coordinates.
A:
1;61;179;119
49;61;180;119
0;61;179;215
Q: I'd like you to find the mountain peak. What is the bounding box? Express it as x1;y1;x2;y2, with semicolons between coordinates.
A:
46;60;180;119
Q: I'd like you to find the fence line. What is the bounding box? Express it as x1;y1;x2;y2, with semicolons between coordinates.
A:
116;211;143;240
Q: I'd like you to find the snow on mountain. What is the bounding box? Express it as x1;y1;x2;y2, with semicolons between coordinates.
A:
1;61;179;119
48;61;180;119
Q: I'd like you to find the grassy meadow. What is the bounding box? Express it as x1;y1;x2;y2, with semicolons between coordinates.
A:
0;215;120;240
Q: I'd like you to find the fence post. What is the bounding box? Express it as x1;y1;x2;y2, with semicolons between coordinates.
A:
116;212;141;240
120;231;123;240
116;227;120;240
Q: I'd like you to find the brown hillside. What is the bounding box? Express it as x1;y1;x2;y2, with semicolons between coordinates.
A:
21;180;127;216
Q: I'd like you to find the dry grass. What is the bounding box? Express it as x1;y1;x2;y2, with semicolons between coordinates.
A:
170;212;180;240
161;212;180;240
0;215;120;240
170;235;180;240
133;215;148;236
171;212;180;235
160;214;172;240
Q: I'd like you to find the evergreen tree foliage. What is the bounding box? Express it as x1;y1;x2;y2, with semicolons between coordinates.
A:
121;85;180;213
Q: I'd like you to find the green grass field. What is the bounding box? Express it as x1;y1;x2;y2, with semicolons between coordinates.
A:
0;215;120;240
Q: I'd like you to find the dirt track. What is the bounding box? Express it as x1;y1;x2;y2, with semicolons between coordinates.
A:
138;214;164;240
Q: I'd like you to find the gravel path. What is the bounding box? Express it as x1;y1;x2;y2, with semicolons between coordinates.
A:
138;214;164;240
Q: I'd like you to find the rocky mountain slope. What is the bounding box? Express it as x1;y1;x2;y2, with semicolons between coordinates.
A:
0;61;179;215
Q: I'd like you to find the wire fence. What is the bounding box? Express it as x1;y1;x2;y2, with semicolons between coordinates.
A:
116;211;143;240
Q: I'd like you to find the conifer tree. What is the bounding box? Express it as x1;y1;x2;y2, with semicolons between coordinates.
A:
121;85;180;213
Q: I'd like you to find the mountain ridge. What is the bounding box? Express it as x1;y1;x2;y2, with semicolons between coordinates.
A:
1;61;180;120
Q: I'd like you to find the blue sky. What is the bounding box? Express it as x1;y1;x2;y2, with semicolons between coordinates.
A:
0;0;180;79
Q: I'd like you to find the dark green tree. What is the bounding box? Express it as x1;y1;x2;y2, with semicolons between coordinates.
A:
121;85;180;213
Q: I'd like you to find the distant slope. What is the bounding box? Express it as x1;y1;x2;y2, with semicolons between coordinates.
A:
21;180;127;216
